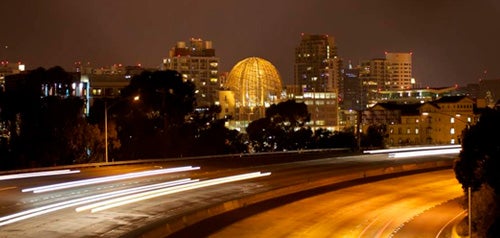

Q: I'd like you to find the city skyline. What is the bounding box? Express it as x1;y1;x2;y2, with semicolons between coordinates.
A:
2;0;499;87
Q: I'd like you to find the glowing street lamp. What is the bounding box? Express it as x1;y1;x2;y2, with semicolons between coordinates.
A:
104;95;140;163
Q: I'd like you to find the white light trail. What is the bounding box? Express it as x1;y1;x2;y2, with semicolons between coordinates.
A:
0;169;80;181
364;145;461;154
76;171;272;213
0;179;196;227
388;148;461;158
22;166;200;193
0;171;270;227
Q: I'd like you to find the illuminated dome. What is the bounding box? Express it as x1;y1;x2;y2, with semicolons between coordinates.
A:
226;57;282;108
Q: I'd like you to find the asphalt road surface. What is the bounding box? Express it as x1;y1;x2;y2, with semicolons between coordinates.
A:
203;169;464;238
0;151;458;237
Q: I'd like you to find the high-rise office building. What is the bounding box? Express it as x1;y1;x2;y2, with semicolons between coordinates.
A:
360;52;414;107
342;63;363;111
359;58;387;106
293;34;341;131
385;52;413;90
162;38;219;107
294;34;341;93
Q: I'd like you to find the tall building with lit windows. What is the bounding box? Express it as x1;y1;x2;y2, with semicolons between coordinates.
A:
359;52;414;107
162;38;219;107
385;52;413;90
294;34;340;92
293;34;341;131
360;58;387;106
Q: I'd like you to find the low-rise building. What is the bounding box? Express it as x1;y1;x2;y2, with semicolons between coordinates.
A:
363;95;479;146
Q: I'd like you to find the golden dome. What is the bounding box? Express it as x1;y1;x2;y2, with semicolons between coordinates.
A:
226;57;282;108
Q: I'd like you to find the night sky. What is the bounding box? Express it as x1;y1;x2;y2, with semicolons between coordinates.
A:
2;0;499;87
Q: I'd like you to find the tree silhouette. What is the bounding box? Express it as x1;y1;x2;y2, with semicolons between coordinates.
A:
454;108;500;237
247;100;311;152
1;67;95;167
116;70;200;158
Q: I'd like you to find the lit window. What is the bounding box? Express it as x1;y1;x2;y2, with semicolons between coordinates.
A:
92;88;102;96
450;128;455;134
450;117;455;123
415;128;419;134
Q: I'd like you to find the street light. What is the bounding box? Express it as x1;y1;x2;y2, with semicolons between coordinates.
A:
104;95;140;163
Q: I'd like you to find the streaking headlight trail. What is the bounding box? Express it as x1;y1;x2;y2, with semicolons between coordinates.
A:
76;171;271;213
364;145;461;154
0;169;80;181
0;171;271;227
0;179;196;227
22;166;200;193
388;148;461;158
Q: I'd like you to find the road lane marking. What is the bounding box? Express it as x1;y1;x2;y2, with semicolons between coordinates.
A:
436;210;466;238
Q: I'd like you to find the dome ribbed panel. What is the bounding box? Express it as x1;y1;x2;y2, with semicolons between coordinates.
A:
226;57;282;107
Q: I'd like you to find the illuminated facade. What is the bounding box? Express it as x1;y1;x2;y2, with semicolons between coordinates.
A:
224;57;283;128
294;91;339;131
293;33;341;131
0;61;25;92
360;58;387;106
294;34;341;93
162;38;219;107
378;86;459;104
363;96;478;146
359;52;414;107
385;52;413;90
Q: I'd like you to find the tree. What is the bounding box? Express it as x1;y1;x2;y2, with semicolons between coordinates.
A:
311;128;357;149
121;70;196;128
116;70;198;159
361;124;386;148
454;108;500;237
247;100;312;152
1;67;97;167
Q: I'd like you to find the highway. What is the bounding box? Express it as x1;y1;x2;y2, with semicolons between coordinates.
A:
0;147;460;237
203;169;464;238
